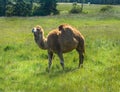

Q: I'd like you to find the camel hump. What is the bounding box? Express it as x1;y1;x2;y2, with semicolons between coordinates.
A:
58;24;70;31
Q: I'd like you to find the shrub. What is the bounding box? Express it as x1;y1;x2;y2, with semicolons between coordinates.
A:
13;1;32;16
69;2;82;14
0;0;7;16
34;7;51;16
33;0;59;16
5;2;15;16
100;5;113;12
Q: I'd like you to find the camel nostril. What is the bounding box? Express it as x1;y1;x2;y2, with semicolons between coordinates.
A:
32;29;34;33
32;28;36;33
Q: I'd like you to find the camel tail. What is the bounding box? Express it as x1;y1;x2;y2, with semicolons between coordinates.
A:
83;44;85;54
83;38;85;54
81;37;85;54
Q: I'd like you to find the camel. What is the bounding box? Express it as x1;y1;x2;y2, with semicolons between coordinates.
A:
32;24;85;72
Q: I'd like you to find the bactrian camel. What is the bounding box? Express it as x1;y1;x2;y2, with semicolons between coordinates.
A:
32;24;85;71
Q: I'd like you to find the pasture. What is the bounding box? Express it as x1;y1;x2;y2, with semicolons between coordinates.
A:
0;4;120;92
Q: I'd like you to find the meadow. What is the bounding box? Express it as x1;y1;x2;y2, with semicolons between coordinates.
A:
0;3;120;92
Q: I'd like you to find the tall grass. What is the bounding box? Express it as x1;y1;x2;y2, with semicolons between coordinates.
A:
0;4;120;92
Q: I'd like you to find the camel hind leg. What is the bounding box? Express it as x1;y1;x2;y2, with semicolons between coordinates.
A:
76;48;84;68
57;52;64;70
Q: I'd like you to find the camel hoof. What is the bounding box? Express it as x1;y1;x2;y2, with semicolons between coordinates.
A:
78;64;83;68
46;67;50;73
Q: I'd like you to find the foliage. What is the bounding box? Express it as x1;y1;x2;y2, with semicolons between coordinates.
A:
1;0;59;16
5;2;15;16
0;0;7;16
69;2;82;14
0;0;3;16
100;5;113;12
3;0;32;16
13;0;32;16
57;0;120;4
0;0;120;16
34;0;59;16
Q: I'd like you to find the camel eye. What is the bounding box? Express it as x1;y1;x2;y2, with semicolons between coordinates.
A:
36;28;42;33
36;29;39;31
35;29;39;33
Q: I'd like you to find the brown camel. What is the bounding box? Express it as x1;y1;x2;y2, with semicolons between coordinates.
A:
32;24;85;71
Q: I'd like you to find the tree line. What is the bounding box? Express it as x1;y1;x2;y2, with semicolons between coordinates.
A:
0;0;119;17
58;0;120;4
0;0;59;16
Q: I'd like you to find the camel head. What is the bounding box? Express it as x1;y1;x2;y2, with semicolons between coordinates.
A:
32;25;44;41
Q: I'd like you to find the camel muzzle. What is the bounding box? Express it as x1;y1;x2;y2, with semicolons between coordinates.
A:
32;28;37;33
32;29;34;33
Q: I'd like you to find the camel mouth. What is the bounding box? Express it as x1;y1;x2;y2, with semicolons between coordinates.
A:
32;29;34;33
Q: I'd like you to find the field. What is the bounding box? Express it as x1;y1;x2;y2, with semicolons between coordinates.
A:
0;4;120;92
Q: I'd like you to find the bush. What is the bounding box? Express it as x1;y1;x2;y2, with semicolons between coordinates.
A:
0;0;6;16
69;2;82;14
33;0;59;16
33;5;52;16
5;2;15;16
0;6;3;16
13;1;32;16
100;5;113;12
34;8;51;16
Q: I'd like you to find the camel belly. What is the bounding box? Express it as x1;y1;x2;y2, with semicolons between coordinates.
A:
62;46;77;53
59;37;78;53
47;34;79;53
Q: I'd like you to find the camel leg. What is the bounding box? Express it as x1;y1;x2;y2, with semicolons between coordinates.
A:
79;52;84;68
57;52;64;70
76;49;84;68
48;51;53;72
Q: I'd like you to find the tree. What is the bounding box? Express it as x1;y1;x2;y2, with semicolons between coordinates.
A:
0;0;7;16
81;0;85;12
5;1;15;16
36;0;59;16
0;0;4;16
13;0;32;16
30;0;33;8
76;0;85;12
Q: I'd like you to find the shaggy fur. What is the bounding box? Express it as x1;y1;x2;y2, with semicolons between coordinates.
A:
32;24;85;71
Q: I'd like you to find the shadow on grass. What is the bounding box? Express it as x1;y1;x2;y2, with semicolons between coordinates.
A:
40;66;80;78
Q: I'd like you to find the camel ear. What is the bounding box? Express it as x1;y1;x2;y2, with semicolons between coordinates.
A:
59;25;64;30
36;25;42;31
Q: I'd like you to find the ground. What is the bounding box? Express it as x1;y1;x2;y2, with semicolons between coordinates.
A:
0;4;120;92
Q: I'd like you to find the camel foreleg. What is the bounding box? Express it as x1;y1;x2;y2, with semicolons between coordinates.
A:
48;51;53;72
79;53;84;68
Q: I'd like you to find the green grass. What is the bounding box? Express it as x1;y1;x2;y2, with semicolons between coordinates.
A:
0;4;120;92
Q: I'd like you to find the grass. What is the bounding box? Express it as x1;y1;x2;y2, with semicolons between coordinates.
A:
0;4;120;92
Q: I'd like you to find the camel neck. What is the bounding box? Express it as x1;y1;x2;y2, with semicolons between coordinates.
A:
35;34;48;50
